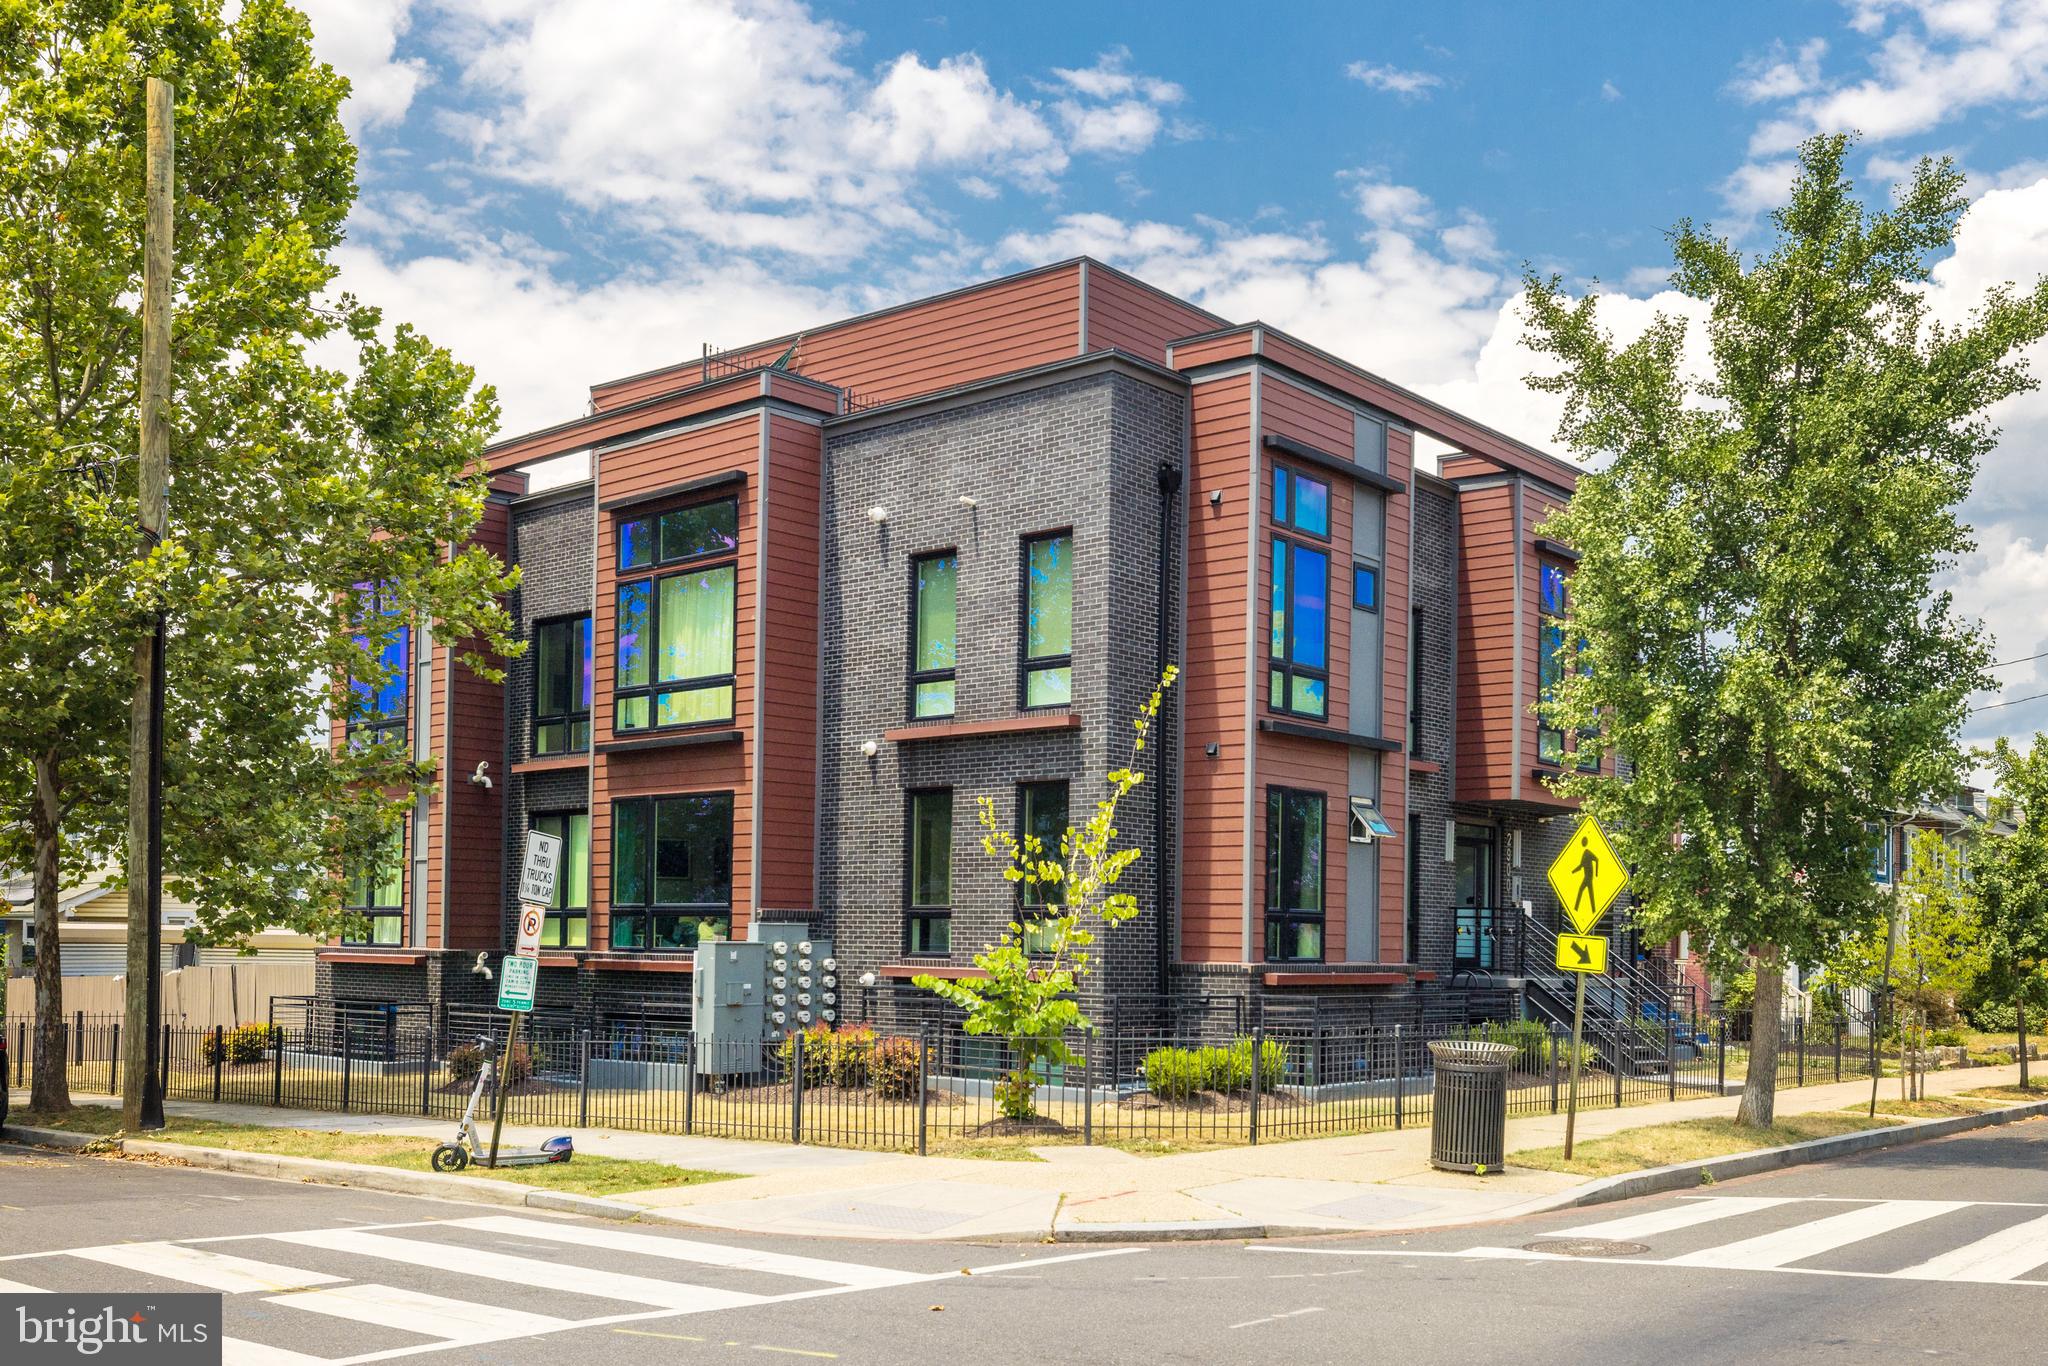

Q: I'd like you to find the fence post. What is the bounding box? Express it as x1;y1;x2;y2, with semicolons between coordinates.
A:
916;1025;930;1157
577;1031;591;1129
1796;1014;1806;1088
273;1027;285;1106
109;1022;120;1096
1667;1012;1677;1102
1082;1032;1093;1147
212;1025;224;1103
340;1020;353;1113
1248;1025;1263;1146
1717;1016;1728;1092
74;1010;84;1066
684;1034;697;1136
1614;1027;1623;1107
419;1031;433;1116
14;1019;23;1086
790;1027;805;1145
1550;1027;1561;1114
1392;1025;1404;1130
1834;1020;1843;1084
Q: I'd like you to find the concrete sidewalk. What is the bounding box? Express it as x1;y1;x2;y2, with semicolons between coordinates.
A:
23;1062;2037;1242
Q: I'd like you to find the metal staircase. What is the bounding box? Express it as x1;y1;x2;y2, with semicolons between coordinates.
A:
1515;909;1694;1078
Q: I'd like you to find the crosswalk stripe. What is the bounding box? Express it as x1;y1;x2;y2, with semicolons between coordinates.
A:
1552;1197;1801;1242
266;1284;571;1343
0;1276;47;1293
1891;1210;2048;1283
68;1243;344;1294
223;1337;336;1366
265;1228;767;1314
446;1216;930;1290
1666;1200;1971;1269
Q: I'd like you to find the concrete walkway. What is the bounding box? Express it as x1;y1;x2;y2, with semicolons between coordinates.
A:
24;1062;2035;1242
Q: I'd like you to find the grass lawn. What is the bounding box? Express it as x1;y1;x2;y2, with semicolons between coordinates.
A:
1510;1112;1902;1178
17;1106;737;1198
1854;1097;1999;1119
1963;1084;2048;1101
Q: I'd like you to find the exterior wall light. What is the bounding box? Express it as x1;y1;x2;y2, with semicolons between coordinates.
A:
867;505;888;522
861;739;879;758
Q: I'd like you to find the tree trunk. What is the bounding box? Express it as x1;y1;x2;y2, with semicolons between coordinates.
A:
1735;954;1782;1127
28;752;70;1114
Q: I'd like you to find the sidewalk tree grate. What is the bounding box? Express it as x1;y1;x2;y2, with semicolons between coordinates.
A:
1522;1239;1650;1257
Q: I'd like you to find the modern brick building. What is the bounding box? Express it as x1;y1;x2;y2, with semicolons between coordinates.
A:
317;259;1613;1035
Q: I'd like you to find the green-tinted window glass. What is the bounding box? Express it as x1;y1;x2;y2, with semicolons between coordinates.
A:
1023;534;1073;706
659;500;738;562
912;553;958;718
1019;781;1068;910
612;801;649;907
658;566;735;684
909;791;952;908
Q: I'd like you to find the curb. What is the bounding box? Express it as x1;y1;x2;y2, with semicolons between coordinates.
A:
1053;1219;1267;1243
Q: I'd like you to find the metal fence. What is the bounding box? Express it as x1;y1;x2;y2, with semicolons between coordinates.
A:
1;1006;1891;1154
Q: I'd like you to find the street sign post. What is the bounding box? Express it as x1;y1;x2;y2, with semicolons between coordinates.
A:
485;869;551;1168
1546;815;1629;1159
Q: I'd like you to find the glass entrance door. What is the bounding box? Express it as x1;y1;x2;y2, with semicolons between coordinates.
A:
1452;823;1497;969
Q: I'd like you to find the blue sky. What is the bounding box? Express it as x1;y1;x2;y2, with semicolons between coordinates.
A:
300;0;2048;755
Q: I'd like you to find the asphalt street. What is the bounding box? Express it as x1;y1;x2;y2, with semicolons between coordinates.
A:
4;1121;2047;1366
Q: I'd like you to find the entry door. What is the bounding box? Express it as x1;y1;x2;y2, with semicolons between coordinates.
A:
1453;824;1497;969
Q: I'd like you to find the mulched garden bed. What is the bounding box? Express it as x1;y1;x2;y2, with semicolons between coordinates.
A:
1119;1088;1302;1114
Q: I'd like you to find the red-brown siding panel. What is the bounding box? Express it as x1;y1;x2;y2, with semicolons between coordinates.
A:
1455;483;1521;805
1085;267;1226;365
758;414;822;911
1379;425;1413;960
438;496;511;952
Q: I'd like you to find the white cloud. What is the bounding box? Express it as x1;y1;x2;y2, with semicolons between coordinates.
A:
1344;61;1444;100
1348;174;1434;228
1049;47;1185;105
1719;157;1799;222
1057;99;1166;155
1600;79;1624;101
1727;37;1829;103
298;0;426;132
852;53;1066;186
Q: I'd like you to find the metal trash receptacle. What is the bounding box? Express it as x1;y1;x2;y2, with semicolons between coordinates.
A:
1427;1040;1516;1173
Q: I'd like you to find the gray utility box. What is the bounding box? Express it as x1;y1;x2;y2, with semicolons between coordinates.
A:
691;939;768;1076
749;921;839;1044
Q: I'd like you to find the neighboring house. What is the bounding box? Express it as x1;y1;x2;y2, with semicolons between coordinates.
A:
1;870;318;978
319;257;1616;1034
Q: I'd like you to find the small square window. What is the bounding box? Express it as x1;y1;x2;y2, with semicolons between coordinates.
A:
1353;564;1379;612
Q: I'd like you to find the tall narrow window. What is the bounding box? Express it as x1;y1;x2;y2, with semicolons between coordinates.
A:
533;615;593;756
348;583;409;751
615;497;738;733
1408;606;1424;754
910;552;958;718
1537;562;1568;766
342;829;404;946
1022;533;1073;707
1269;538;1329;719
906;790;953;955
1272;466;1331;538
1017;780;1069;955
610;794;732;949
1265;788;1325;962
532;812;590;948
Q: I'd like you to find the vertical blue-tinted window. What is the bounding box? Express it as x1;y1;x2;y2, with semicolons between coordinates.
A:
1353;564;1379;612
1274;466;1330;538
348;583;409;750
1269;539;1329;720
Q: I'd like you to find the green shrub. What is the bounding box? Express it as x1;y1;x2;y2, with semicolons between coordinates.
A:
1458;1018;1550;1072
199;1023;279;1066
870;1035;922;1099
445;1040;531;1087
1227;1037;1286;1091
1142;1045;1209;1101
774;1023;882;1088
1967;1001;2048;1033
1143;1038;1287;1098
1929;1026;1969;1047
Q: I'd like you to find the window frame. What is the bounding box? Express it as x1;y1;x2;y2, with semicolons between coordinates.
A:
907;549;960;720
531;613;594;757
613;495;741;736
1268;534;1331;721
608;792;734;951
904;788;954;957
1536;561;1570;768
1015;779;1070;955
346;583;409;753
1348;795;1393;844
1352;561;1380;613
341;827;406;947
1018;530;1075;711
1271;464;1332;540
530;810;590;949
1264;787;1327;964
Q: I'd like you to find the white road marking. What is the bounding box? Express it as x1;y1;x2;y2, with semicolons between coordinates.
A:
1892;1211;2048;1284
962;1248;1150;1276
1229;1306;1325;1330
68;1242;345;1294
266;1227;767;1313
446;1216;928;1289
267;1283;570;1343
1551;1197;1799;1242
1665;1200;1971;1269
0;1276;48;1293
222;1337;337;1366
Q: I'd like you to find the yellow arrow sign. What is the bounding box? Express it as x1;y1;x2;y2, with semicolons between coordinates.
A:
1548;815;1628;936
1556;933;1608;974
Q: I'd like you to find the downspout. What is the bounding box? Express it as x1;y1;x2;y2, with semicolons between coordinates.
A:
1154;461;1182;1000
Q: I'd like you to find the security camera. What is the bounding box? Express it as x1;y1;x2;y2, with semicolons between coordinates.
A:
471;951;493;981
470;761;492;790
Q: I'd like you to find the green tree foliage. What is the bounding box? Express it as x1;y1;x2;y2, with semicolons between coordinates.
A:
1973;736;2048;1087
1523;135;2048;1126
915;668;1176;1122
0;1;515;1110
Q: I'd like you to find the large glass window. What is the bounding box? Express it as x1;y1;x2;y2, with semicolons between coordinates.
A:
1017;780;1069;955
347;583;409;752
610;794;732;950
532;812;590;948
1538;562;1568;766
1022;533;1073;708
1265;788;1325;962
906;789;953;955
1272;466;1330;538
1269;538;1330;719
342;829;404;946
533;615;593;756
616;498;738;734
910;552;958;718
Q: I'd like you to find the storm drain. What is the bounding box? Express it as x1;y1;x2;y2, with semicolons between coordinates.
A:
1522;1238;1651;1257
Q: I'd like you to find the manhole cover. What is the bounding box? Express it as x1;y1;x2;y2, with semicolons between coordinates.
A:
1522;1238;1650;1257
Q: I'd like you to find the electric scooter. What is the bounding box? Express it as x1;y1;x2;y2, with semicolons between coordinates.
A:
431;1045;573;1171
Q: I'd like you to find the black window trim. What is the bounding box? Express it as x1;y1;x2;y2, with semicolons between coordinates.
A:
907;548;959;721
345;582;409;753
531;612;593;757
529;810;590;950
904;787;954;957
1015;779;1070;955
1268;533;1331;722
341;825;406;948
608;791;735;952
1018;528;1075;712
1352;560;1381;614
614;495;741;736
1271;463;1333;541
1264;785;1327;964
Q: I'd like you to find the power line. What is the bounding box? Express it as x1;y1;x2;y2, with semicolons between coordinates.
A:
1990;650;2048;669
1973;689;2048;714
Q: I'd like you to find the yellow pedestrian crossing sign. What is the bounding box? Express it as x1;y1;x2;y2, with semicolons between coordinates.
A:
1548;815;1628;935
1556;933;1608;974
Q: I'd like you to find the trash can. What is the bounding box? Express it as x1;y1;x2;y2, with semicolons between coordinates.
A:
1427;1040;1516;1173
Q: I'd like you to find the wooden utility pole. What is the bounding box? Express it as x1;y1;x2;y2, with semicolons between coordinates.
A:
123;77;173;1132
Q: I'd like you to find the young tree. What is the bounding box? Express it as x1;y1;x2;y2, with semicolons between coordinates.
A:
1973;736;2048;1089
916;668;1176;1123
0;1;516;1112
1525;135;2047;1126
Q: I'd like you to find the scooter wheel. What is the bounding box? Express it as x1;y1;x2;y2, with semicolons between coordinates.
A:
431;1144;469;1172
